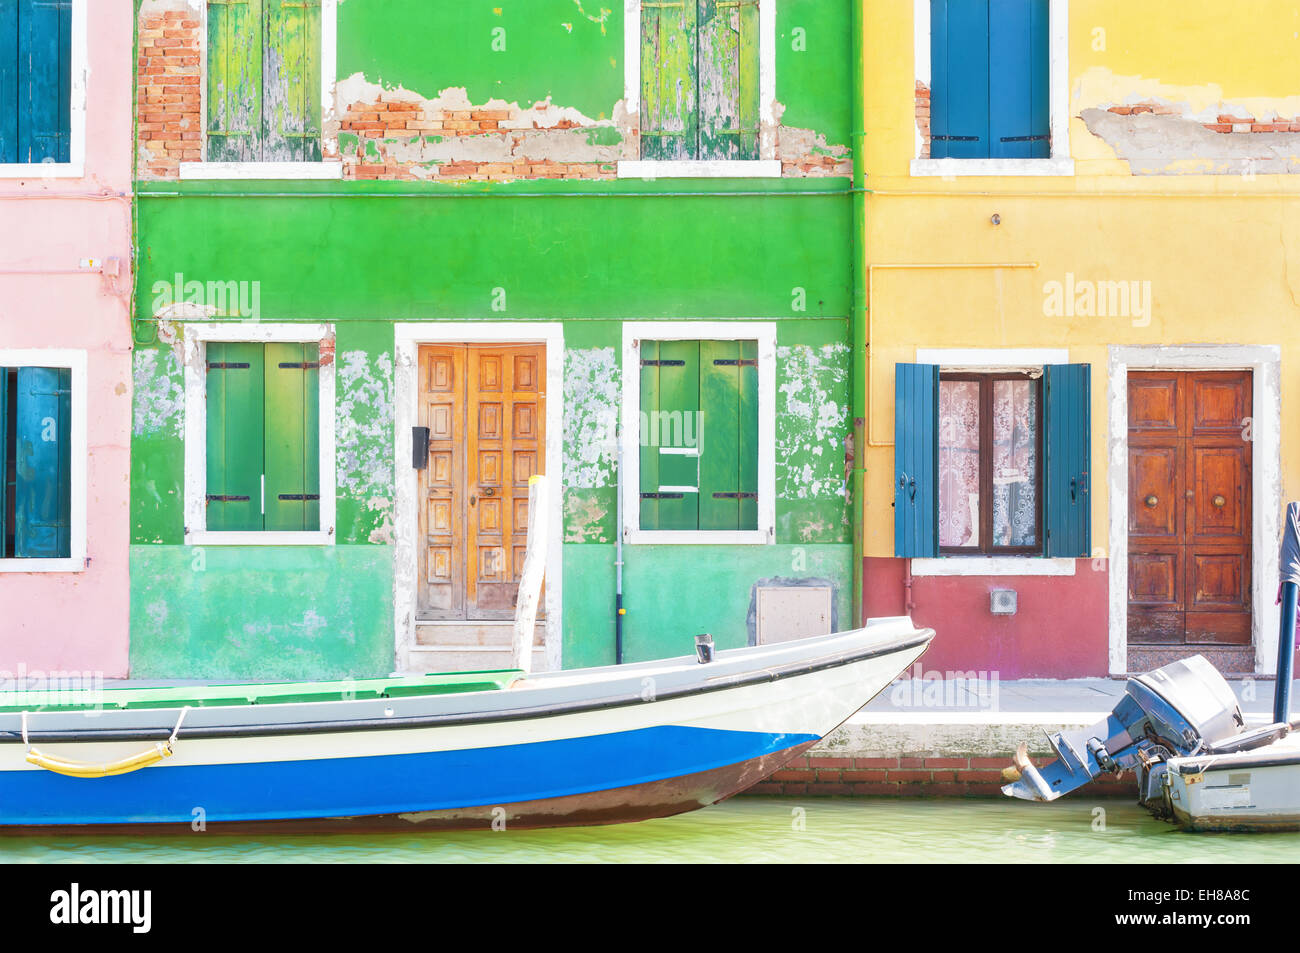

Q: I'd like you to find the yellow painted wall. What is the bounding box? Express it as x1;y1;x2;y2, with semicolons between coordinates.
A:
861;0;1300;558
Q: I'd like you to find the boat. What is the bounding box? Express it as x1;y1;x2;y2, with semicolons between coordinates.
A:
0;618;932;832
1001;501;1300;832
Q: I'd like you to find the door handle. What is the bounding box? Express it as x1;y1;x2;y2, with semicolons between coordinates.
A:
1213;494;1227;508
1145;494;1158;508
480;486;496;497
469;494;476;506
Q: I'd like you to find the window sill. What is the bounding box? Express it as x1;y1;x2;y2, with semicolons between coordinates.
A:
0;163;84;179
617;160;782;179
185;531;335;547
0;557;85;573
910;157;1075;178
624;529;773;546
910;556;1076;577
179;161;344;181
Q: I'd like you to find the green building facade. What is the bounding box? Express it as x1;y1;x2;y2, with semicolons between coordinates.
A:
130;0;856;679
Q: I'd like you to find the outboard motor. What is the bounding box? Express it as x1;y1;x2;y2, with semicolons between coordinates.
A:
1002;655;1289;814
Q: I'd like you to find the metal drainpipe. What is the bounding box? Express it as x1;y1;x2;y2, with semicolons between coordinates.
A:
850;0;868;628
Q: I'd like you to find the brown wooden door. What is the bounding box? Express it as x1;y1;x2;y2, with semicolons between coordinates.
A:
1128;371;1251;646
417;344;546;621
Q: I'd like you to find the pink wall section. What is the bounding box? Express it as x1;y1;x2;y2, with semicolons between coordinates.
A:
0;5;134;678
863;558;1111;679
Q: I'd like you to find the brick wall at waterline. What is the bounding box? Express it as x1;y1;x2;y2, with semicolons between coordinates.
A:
741;753;1138;798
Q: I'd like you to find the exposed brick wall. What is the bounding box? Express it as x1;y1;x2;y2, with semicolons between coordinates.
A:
137;8;202;179
334;95;622;182
915;81;931;159
741;752;1139;798
1103;102;1300;134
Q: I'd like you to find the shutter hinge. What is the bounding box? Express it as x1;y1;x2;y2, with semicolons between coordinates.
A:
277;362;321;369
1000;135;1050;143
640;492;684;500
712;359;758;367
931;135;979;142
206;494;250;503
641;359;685;367
277;494;321;501
207;362;251;370
712;492;757;500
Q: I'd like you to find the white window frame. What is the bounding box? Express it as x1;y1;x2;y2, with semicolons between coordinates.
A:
0;0;87;179
618;0;780;179
621;321;776;545
910;0;1074;178
182;323;336;546
180;0;342;180
910;346;1074;576
0;349;87;573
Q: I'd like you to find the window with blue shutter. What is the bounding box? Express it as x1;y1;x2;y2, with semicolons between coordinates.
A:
893;362;1089;558
1043;363;1090;557
930;0;1049;160
1;366;71;559
894;364;940;558
0;0;72;165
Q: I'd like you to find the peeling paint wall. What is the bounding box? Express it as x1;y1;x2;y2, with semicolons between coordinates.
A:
336;349;395;544
777;343;849;502
138;0;853;181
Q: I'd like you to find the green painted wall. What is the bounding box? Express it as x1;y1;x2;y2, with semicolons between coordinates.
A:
129;1;857;679
563;544;852;668
129;545;393;679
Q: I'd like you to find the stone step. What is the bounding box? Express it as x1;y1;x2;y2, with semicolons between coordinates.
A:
415;621;545;648
408;645;549;674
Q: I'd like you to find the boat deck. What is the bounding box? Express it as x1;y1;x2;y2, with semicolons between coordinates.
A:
0;670;524;713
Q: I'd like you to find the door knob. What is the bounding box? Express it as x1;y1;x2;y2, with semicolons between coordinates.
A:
1144;495;1158;508
1213;494;1226;508
481;486;496;497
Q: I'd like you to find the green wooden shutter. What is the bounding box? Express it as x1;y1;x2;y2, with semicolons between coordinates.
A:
1043;363;1090;557
930;0;991;159
0;1;17;163
699;340;758;530
989;0;1050;159
13;366;70;558
264;0;322;162
894;364;939;558
640;0;698;160
640;340;701;530
263;342;320;531
207;0;263;162
697;0;760;160
206;342;265;531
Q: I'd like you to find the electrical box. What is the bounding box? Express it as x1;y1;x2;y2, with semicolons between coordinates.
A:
990;589;1018;616
757;586;832;644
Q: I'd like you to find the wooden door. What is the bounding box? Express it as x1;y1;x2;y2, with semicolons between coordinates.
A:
416;344;545;621
1128;371;1251;646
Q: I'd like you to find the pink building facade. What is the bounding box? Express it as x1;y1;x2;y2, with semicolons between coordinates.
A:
0;1;133;678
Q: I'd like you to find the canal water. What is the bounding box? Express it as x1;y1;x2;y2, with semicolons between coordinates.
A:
1;798;1297;863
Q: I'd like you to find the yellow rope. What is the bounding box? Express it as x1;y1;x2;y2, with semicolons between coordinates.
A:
21;707;189;780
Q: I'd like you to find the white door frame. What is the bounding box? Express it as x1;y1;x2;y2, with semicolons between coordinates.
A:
1107;345;1282;675
393;323;565;674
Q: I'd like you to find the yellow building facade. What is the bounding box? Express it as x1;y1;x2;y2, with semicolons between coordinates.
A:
859;0;1300;678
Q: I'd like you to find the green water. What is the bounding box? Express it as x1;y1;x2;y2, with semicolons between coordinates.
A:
1;798;1297;863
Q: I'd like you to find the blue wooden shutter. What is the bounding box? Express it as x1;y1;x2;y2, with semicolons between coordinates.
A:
0;367;7;550
1044;363;1090;557
13;366;71;558
16;0;71;164
894;364;939;558
930;0;990;159
989;0;1050;159
0;1;17;163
